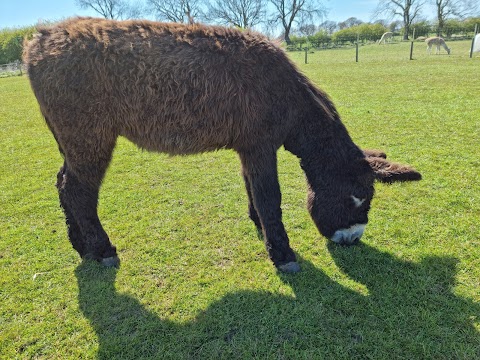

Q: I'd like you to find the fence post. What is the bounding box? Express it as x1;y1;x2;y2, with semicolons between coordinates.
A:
470;24;478;58
16;60;23;76
410;28;415;60
305;47;308;64
355;33;359;62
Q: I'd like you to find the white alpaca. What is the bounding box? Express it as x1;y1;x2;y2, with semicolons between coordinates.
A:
425;37;451;54
378;32;393;44
473;34;480;53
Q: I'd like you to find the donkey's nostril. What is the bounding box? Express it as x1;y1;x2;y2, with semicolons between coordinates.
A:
342;236;360;246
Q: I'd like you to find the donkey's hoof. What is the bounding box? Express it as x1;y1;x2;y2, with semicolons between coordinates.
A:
101;256;120;268
277;261;301;273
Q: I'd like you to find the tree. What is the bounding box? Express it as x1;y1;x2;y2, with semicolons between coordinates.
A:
331;27;358;44
298;24;316;36
338;17;363;30
207;0;266;28
269;0;327;44
442;18;464;36
373;0;426;40
359;23;389;41
0;26;36;64
410;19;431;37
332;23;388;44
389;19;403;32
308;29;331;47
374;18;389;27
463;16;480;33
318;20;337;35
432;0;479;36
147;0;205;23
75;0;143;20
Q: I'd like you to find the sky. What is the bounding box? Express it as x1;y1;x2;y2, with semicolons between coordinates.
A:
327;0;379;23
1;0;381;29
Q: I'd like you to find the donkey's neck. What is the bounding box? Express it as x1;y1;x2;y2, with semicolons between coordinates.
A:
284;92;364;175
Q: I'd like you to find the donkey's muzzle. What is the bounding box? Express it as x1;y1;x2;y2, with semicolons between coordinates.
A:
331;224;366;246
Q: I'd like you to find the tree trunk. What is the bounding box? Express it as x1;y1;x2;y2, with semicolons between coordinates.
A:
403;24;410;40
437;19;444;37
284;33;291;44
403;5;410;40
284;24;292;44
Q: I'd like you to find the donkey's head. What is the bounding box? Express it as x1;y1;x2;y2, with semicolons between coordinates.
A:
306;149;421;246
306;156;375;246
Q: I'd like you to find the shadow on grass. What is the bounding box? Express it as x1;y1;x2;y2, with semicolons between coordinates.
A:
76;243;479;359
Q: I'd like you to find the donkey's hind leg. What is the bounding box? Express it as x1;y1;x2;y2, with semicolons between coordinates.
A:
56;134;118;267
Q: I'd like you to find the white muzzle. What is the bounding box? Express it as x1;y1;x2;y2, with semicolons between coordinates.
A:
331;224;366;245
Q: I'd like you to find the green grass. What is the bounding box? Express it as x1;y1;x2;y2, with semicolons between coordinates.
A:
1;40;479;359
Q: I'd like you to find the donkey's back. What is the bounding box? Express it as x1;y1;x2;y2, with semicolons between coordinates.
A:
24;17;304;155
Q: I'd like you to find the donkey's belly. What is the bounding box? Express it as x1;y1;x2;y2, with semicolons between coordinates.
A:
121;125;234;155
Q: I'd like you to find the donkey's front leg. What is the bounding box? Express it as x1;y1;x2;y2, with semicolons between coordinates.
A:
239;150;300;273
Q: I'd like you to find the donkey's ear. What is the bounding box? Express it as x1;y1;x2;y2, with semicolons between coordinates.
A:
366;157;422;183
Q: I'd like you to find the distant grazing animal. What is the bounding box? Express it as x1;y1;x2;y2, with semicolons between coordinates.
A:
24;17;421;273
378;32;393;44
426;37;451;54
473;33;480;54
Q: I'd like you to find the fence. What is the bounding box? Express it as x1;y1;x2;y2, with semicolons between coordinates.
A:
286;25;479;52
0;61;26;77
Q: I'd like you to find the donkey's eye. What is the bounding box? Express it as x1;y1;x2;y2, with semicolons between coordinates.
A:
350;195;366;208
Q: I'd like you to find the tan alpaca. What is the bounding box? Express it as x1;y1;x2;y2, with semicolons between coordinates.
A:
425;37;451;54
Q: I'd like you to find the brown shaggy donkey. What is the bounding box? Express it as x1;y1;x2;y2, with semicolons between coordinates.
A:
24;18;421;273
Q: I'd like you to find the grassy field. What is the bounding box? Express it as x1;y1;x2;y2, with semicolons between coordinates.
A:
1;40;479;359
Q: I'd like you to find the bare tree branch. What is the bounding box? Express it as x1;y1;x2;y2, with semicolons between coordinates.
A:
206;0;266;28
75;0;143;20
269;0;327;44
147;0;205;23
373;0;426;40
433;0;479;35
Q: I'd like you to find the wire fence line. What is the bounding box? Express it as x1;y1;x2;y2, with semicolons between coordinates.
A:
286;30;478;52
0;60;27;77
1;31;478;76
